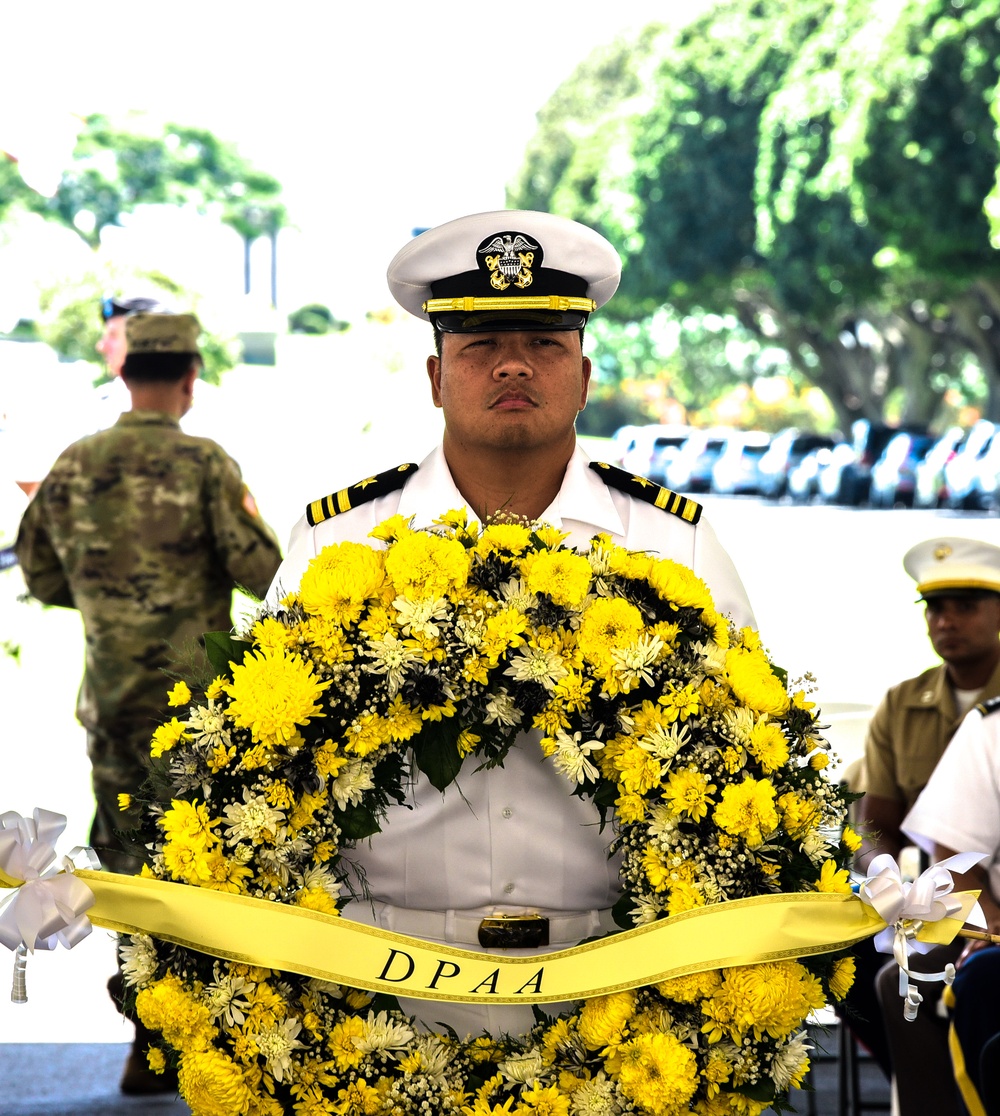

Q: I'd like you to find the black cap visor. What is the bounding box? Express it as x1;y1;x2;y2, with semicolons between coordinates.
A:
433;309;589;333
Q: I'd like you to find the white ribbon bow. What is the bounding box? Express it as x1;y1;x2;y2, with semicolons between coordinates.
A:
859;851;987;1020
0;809;100;1003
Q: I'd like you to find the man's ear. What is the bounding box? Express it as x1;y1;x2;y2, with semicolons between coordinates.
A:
427;354;443;409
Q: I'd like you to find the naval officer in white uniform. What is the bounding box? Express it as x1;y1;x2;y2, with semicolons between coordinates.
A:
266;209;755;1039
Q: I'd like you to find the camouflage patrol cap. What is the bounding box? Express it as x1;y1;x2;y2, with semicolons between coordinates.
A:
125;312;201;354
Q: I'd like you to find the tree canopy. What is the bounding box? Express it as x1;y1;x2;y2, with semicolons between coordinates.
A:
509;0;1000;429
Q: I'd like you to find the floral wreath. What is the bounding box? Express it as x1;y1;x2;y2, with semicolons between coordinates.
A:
120;510;860;1116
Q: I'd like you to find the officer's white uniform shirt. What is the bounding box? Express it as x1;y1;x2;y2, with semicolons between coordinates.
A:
267;443;755;1038
903;704;1000;900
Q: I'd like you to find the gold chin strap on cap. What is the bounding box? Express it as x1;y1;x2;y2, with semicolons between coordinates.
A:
423;295;597;314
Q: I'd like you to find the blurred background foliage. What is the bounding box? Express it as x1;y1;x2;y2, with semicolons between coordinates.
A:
508;0;1000;434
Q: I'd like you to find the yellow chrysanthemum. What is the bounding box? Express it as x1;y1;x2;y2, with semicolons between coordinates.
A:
701;961;826;1043
150;717;190;759
475;522;532;557
577;597;646;679
146;1046;167;1074
842;825;862;853
384;530;471;599
777;790;822;841
516;1082;571;1114
521;548;593;609
659;682;701;723
226;647;330;747
166;680;191;707
328;1016;366;1070
713;777;779;849
481;607;529;664
647;557;713;612
655;970;723;1004
725;645;790;717
747;721;789;774
664;767;717;821
299;540;387;625
616;1031;699;1114
177;1047;253;1116
205;676;227;701
250;616;296;655
117;793;131;810
613;742;663;797
828;955;857;1001
615;791;647;824
137;973;217;1051
810;751;830;769
296;886;340;915
816;858;853;894
577;990;636;1050
335;1079;383;1114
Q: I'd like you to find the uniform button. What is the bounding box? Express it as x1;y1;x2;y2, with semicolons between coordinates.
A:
503;882;515;894
502;807;513;819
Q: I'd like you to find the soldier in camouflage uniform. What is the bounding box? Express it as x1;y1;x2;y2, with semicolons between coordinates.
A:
16;312;282;874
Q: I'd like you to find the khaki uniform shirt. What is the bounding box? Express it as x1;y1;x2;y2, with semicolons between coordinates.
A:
863;660;1000;812
16;411;282;742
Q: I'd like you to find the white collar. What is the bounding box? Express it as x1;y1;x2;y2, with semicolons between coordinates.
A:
398;443;625;536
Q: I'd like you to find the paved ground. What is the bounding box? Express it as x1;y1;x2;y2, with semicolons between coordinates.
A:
0;1023;890;1116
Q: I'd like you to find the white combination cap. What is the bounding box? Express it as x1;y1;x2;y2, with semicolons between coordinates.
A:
903;536;1000;598
386;210;621;333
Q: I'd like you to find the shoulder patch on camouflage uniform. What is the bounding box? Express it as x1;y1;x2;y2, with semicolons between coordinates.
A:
306;463;418;526
977;695;1000;717
589;461;702;525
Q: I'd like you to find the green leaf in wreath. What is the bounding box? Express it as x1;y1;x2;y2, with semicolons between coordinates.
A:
414;721;465;792
338;801;382;841
203;631;253;678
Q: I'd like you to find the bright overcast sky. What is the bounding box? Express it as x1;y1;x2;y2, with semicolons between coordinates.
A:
1;2;689;319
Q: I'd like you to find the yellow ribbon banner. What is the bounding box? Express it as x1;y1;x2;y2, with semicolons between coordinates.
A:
63;869;932;1005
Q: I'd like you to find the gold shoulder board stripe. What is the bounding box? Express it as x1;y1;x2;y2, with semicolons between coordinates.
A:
306;463;418;526
977;695;1000;717
589;461;702;525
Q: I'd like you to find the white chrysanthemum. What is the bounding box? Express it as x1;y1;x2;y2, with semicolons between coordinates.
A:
332;759;377;807
302;863;342;901
186;701;231;747
586;542;614;578
610;633;664;691
770;1031;812;1091
498;1051;546;1085
723;705;756;746
203;967;254;1027
223;787;285;843
570;1071;618;1114
409;1034;454;1080
356;1010;415;1054
306;977;345;1001
255;1016;304;1082
800;831;832;862
692;639;728;677
393;595;451;639
637;721;690;762
504;645;569;691
118;933;158;988
483;690;522;727
499;577;538;613
646;803;680;840
363;633;425;695
630;896;662;925
550;730;604;784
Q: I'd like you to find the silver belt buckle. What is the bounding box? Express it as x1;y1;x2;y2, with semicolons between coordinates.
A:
477;913;550;949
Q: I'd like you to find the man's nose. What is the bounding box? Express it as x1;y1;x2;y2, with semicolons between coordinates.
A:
491;341;533;378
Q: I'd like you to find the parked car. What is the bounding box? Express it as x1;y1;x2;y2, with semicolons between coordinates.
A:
943;420;997;510
665;428;731;493
818;420;929;505
619;424;692;482
963;434;1000;512
607;424;642;467
757;429;839;499
868;432;936;508
913;427;965;509
788;444;843;503
710;431;771;495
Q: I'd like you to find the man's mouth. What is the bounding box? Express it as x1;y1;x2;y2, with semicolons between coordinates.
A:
490;391;537;410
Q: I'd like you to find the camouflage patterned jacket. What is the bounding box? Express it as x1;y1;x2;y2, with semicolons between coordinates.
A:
15;411;282;735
